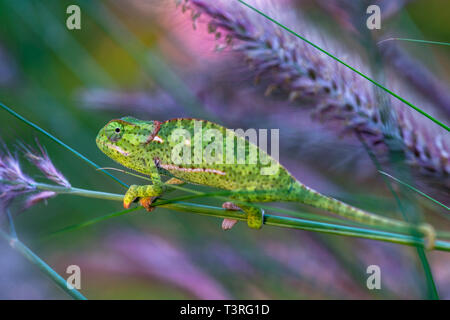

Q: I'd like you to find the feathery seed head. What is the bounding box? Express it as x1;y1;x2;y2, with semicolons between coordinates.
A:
0;147;37;211
22;140;71;188
0;139;69;213
178;0;449;187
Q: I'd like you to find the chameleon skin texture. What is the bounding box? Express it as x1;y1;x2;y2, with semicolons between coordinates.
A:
96;117;434;240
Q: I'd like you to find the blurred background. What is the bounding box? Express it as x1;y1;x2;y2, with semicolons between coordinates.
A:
0;0;449;299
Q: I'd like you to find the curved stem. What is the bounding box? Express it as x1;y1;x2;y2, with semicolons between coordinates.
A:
30;182;450;252
35;183;124;201
161;201;450;252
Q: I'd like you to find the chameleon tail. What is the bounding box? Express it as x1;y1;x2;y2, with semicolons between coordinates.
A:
293;184;436;249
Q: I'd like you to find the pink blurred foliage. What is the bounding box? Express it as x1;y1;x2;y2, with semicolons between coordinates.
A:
356;239;423;298
57;231;231;299
429;251;450;299
262;234;371;299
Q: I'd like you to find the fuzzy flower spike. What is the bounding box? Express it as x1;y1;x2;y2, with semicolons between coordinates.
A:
0;147;37;211
178;0;449;190
0;139;71;214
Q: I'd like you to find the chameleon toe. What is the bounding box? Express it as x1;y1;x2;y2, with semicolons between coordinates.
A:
123;200;132;209
222;219;238;230
139;197;156;212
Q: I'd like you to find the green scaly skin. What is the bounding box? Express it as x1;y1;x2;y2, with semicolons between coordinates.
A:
96;117;435;248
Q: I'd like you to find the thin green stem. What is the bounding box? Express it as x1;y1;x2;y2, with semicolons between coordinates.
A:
379;171;450;211
129;201;450;252
29;179;419;234
49;207;141;237
377;38;450;47
6;209;17;238
29;181;450;252
35;183;124;201
0;229;87;300
98;168;376;228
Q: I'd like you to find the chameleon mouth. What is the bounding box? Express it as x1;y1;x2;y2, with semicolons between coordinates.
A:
106;143;130;156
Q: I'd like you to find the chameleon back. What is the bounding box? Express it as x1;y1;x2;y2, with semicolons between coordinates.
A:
149;119;298;193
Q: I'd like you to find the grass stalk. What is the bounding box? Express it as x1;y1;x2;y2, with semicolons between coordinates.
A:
25;181;450;252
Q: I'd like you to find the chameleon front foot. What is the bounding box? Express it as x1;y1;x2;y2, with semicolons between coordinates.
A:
134;178;184;211
123;184;163;209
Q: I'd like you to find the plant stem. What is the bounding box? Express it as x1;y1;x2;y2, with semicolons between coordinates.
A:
0;229;87;300
35;182;124;201
31;182;450;252
162;202;450;251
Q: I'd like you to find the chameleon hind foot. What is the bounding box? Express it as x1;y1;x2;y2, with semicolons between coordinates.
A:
221;202;264;230
222;202;240;230
139;197;157;212
222;218;238;230
223;202;240;211
123;184;163;209
418;223;436;250
242;205;264;230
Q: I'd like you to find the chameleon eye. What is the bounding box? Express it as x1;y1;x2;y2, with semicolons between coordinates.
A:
106;122;124;142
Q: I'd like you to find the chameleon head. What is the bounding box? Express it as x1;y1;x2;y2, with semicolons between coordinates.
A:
96;116;160;168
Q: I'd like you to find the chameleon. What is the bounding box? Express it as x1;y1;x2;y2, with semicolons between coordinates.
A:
96;117;435;248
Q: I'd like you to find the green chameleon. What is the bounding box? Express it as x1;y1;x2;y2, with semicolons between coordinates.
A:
96;117;435;248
